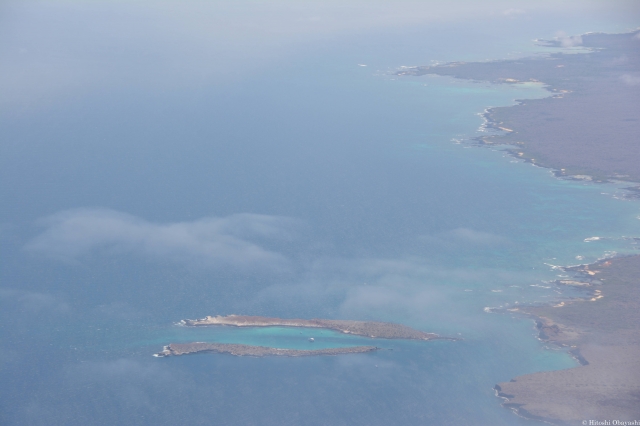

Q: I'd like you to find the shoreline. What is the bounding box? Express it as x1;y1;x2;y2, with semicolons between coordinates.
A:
399;29;640;184
493;255;640;424
475;105;640;195
402;29;640;424
155;315;450;361
480;252;640;424
179;314;443;340
473;82;640;197
155;342;379;358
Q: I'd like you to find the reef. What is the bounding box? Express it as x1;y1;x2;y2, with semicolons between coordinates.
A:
155;342;378;357
181;314;439;340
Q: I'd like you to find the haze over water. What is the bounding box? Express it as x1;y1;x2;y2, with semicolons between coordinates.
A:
1;2;640;424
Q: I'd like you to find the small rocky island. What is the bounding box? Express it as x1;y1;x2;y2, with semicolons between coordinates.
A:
181;314;439;340
155;315;443;358
155;343;378;358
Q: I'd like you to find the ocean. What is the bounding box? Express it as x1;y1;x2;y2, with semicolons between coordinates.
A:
1;2;640;424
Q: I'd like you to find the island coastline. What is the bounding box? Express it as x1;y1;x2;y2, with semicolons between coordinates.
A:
401;30;640;424
495;255;640;424
399;30;640;184
180;314;441;340
155;342;379;358
155;316;444;360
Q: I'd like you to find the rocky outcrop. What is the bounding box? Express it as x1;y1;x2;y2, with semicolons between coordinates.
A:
155;342;379;357
182;314;439;340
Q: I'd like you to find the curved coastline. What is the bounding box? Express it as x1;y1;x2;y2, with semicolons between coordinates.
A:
401;29;640;424
180;314;441;340
156;315;446;359
398;29;640;185
495;255;640;424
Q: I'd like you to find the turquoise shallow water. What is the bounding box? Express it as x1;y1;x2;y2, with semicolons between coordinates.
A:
146;326;387;350
1;4;640;425
3;65;635;425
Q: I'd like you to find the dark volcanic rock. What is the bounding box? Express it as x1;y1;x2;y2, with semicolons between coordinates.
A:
182;315;439;340
400;30;640;183
497;256;640;425
155;343;379;357
401;31;640;422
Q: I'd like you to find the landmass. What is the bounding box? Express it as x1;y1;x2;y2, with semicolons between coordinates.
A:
496;256;640;424
399;30;640;183
181;314;440;340
155;342;378;358
156;316;441;359
402;31;640;424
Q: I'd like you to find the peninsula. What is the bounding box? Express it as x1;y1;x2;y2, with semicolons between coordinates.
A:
181;314;439;340
402;30;640;424
399;30;640;184
155;343;378;358
496;256;640;424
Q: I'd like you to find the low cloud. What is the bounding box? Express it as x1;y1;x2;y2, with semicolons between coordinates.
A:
95;301;148;320
243;256;533;327
620;74;640;86
448;228;509;244
555;31;582;47
74;359;172;385
610;55;629;66
335;257;519;321
26;208;298;271
0;288;69;314
340;283;444;320
19;359;185;422
252;257;449;317
502;8;526;16
418;227;509;247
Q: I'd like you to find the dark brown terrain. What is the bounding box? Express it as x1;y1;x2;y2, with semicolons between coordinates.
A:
155;342;378;358
497;256;640;424
400;31;640;182
402;30;640;425
182;314;439;340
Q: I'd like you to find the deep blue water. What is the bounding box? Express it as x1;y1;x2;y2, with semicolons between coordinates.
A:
1;3;640;425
